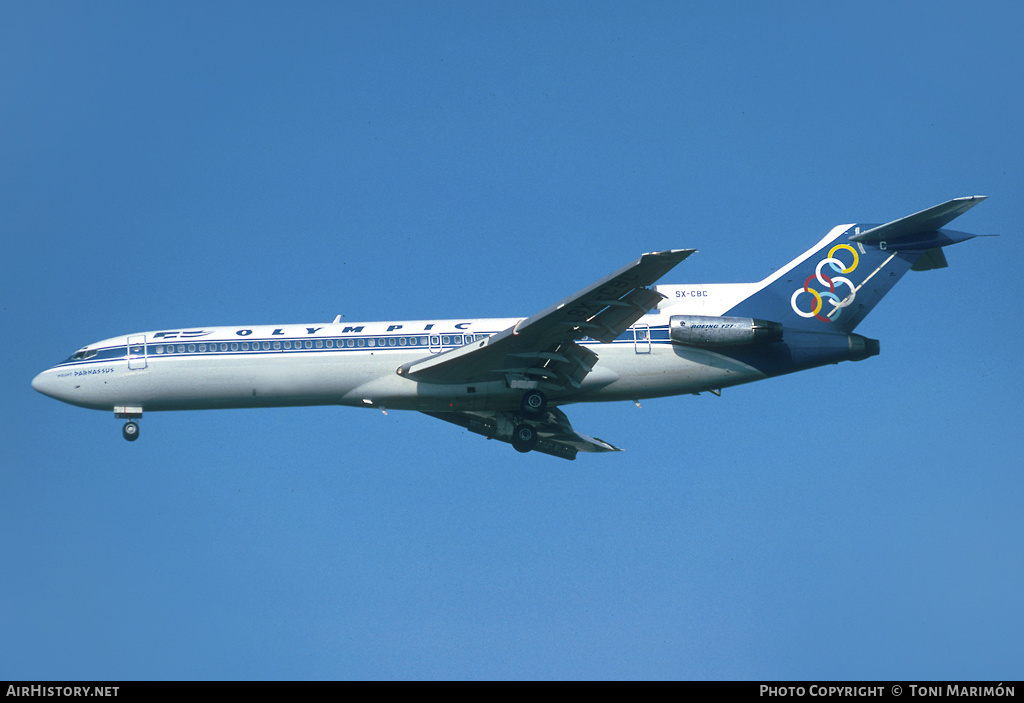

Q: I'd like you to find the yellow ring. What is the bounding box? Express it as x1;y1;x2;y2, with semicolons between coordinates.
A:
828;244;859;273
805;288;822;316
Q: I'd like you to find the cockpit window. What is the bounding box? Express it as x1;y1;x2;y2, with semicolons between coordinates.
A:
70;349;98;361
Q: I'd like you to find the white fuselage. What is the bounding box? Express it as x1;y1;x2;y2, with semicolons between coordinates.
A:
32;287;768;416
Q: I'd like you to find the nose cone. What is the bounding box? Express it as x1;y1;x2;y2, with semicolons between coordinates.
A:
32;368;76;404
32;366;106;410
32;369;60;399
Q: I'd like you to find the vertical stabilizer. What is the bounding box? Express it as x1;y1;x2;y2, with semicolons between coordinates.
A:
724;197;985;333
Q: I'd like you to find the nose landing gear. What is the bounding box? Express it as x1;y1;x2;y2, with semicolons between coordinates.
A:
122;421;140;442
115;406;143;442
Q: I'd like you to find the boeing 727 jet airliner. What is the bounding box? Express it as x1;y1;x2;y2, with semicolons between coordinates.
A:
33;197;986;459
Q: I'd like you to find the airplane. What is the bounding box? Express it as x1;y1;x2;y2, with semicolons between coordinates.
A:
32;196;987;460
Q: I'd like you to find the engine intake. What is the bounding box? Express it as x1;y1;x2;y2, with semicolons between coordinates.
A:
669;315;783;347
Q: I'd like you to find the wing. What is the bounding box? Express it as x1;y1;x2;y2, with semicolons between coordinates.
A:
423;407;621;461
397;249;695;390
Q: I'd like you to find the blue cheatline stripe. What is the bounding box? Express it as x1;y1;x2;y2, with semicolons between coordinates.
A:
53;324;676;368
56;333;496;367
146;333;495;357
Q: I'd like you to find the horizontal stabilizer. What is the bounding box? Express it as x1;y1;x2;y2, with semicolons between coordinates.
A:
850;196;986;244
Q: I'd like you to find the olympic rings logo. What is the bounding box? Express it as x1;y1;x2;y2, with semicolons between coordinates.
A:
790;244;859;322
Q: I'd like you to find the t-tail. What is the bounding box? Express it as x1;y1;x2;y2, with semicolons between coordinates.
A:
725;196;987;334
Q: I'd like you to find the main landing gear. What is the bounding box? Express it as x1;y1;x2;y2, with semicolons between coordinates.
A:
511;423;538;453
511;390;547;453
520;389;547;420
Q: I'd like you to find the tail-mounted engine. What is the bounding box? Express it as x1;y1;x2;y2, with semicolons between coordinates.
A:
669;315;783;347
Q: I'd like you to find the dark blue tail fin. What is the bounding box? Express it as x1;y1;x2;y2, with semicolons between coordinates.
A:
725;196;986;333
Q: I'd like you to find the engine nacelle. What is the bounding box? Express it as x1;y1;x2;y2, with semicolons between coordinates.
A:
669;315;783;347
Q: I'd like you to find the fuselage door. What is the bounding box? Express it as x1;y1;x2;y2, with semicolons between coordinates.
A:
634;324;651;354
127;335;147;370
429;335;442;353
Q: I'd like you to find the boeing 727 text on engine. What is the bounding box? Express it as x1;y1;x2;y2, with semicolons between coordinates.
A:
32;197;986;460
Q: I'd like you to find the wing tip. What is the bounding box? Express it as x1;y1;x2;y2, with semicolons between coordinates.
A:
641;248;698;264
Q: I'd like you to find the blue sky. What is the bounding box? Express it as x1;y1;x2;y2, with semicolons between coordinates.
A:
2;0;1022;680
